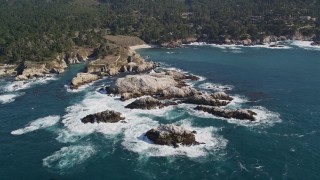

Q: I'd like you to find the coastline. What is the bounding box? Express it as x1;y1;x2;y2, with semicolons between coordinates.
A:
185;40;320;50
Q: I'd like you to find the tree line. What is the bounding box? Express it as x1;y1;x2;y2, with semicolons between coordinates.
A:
0;0;319;63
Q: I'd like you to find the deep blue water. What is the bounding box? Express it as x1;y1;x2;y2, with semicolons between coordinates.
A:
0;44;320;179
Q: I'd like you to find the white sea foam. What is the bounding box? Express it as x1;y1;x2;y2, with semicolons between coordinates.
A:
198;82;234;91
188;42;207;46
289;40;320;51
208;44;245;53
0;93;21;104
59;92;175;143
42;145;96;170
4;75;57;92
11;115;60;135
166;51;175;54
189;42;291;50
65;83;92;93
122;119;227;158
249;43;292;49
226;95;249;109
58;91;228;157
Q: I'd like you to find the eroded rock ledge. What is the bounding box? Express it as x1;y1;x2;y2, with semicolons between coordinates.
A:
195;106;257;121
81;110;125;124
145;124;200;148
125;97;177;110
184;93;232;106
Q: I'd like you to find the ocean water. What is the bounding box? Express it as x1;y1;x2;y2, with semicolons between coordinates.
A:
1;42;320;179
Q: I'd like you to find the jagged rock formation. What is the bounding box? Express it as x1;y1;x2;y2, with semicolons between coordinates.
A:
164;70;199;81
125;97;177;110
110;74;177;98
81;110;125;124
107;71;200;101
195;106;257;121
145;124;200;148
161;86;199;99
71;73;99;89
211;92;233;101
184;93;231;106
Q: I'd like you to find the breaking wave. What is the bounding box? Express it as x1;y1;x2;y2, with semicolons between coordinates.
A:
42;145;96;171
0;93;22;104
11;115;60;135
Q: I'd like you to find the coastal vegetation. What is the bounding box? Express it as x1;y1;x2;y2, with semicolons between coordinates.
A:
0;0;320;63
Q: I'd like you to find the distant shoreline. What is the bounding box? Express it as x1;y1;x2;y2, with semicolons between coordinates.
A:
130;40;320;51
185;40;320;50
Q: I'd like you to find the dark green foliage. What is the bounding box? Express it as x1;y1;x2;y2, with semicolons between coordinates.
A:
0;0;319;63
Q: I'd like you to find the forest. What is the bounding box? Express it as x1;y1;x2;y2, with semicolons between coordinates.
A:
0;0;319;63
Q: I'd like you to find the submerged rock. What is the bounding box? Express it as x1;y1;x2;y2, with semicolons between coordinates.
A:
145;124;200;148
81;110;125;124
125;97;177;110
71;73;99;89
195;106;257;121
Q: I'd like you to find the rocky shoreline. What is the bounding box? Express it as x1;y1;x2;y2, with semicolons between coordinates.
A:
1;34;318;82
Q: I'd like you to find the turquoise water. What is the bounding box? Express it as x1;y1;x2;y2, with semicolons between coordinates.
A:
0;43;320;179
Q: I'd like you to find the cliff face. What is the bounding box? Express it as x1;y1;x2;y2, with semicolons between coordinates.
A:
14;60;68;80
57;48;94;65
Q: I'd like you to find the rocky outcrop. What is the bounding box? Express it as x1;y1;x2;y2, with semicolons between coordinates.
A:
184;93;230;106
165;70;199;81
15;61;49;80
195;106;257;121
145;124;200;148
13;60;68;81
125;97;177;110
292;31;314;41
0;64;17;77
161;86;199;98
108;70;201;101
211;92;233;101
111;74;177;95
46;60;68;74
71;73;99;89
86;54;156;76
81;110;125;124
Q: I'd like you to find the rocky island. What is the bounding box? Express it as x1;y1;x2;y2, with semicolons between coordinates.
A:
145;124;200;148
81;110;125;124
